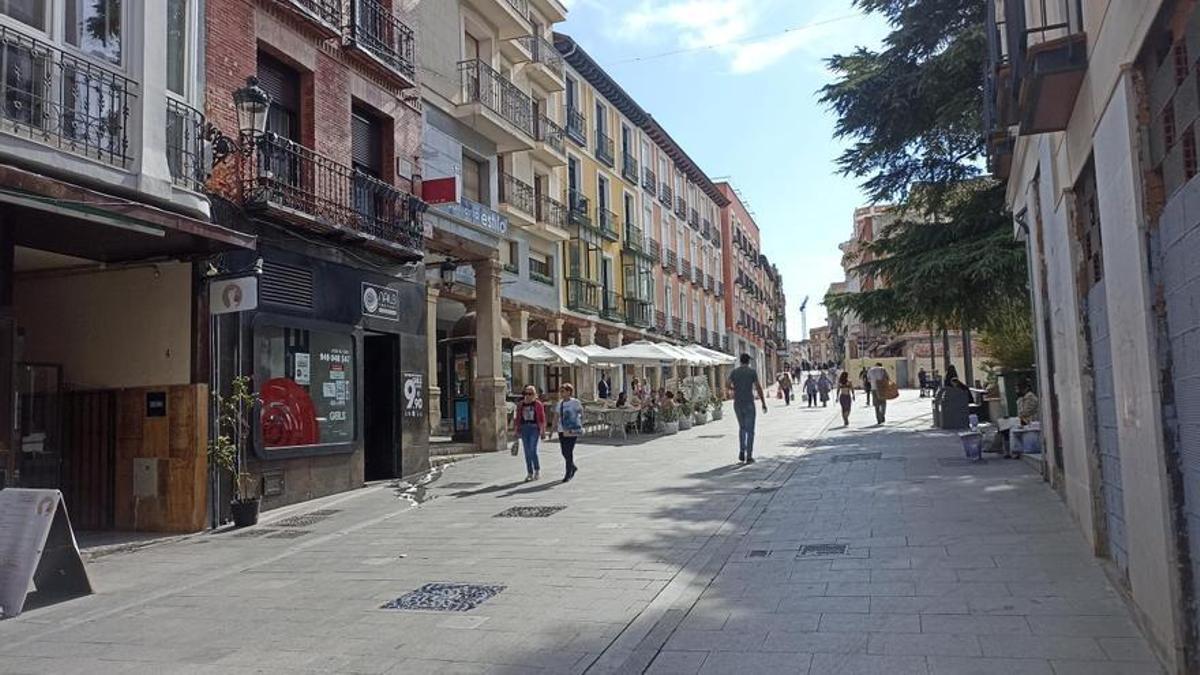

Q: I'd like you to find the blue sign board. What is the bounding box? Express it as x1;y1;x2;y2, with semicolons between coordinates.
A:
435;199;508;235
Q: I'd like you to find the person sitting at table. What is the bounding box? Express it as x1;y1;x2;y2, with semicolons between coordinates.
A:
615;392;628;408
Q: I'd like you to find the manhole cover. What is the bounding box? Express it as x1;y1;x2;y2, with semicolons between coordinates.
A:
746;549;772;558
382;583;506;612
494;506;566;518
938;458;988;466
442;482;484;489
266;529;312;539
831;452;882;463
797;543;849;557
231;529;271;538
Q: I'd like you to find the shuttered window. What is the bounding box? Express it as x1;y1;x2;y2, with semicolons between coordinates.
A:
257;52;300;141
351;107;382;177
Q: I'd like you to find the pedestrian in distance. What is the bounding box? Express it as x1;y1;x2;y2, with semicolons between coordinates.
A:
777;370;793;406
818;372;832;407
514;386;546;481
727;353;768;464
555;383;583;482
867;362;890;424
917;368;928;398
597;373;611;400
804;373;818;407
836;372;856;426
860;367;872;407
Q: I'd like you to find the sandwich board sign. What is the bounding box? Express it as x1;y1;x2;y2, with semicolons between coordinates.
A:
0;489;92;619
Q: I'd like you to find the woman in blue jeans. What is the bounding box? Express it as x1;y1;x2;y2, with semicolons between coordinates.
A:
513;385;546;481
555;383;584;482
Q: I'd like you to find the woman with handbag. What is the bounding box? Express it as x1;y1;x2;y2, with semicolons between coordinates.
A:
555;383;584;482
513;386;546;481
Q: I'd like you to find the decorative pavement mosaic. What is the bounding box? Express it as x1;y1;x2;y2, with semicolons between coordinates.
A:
381;583;506;612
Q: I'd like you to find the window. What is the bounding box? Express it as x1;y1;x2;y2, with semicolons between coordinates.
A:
352;106;383;177
621;124;632;158
166;0;188;95
598;174;609;211
464;32;481;61
566;76;578;111
594;101;607;136
624;192;634;225
529;252;552;282
1;0;45;30
66;0;122;65
462;152;485;204
504;241;519;273
256;325;355;450
258;52;300;141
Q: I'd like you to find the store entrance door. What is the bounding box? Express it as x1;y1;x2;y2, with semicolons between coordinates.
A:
364;333;400;481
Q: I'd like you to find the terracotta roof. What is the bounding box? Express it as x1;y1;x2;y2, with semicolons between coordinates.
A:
553;32;730;208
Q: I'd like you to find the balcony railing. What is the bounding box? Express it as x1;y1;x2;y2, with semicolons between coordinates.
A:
716;281;724;298
515;34;564;80
166;98;205;191
280;0;343;31
1004;0;1086;134
458;59;533;138
595;129;614;166
624;223;643;252
567;277;600;314
597;207;619;240
503;0;530;18
625;300;653;328
686;322;696;340
706;273;714;293
675;196;688;218
499;171;535;216
537;193;566;230
723;335;730;352
659;182;672;206
0;23;137;168
567;189;591;226
679;258;691;279
643;166;657;192
672;317;683;335
622;154;638;183
693;266;704;285
655;310;667;333
648;239;661;262
602;289;623;322
689;208;700;228
348;0;416;82
565;106;585;146
664;249;677;271
535;114;565;155
245;133;423;255
701;327;709;345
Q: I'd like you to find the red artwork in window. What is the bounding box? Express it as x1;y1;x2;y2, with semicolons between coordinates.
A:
260;377;319;447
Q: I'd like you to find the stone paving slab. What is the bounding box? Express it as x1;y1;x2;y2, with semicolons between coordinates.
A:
0;393;1167;674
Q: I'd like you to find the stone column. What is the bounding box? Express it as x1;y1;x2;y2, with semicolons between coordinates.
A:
472;260;506;453
426;286;441;435
578;324;597;401
511;310;530;390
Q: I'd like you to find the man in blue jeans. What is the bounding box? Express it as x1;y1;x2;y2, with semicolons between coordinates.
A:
726;353;768;463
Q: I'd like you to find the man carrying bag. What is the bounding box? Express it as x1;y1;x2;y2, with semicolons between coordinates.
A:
867;362;896;425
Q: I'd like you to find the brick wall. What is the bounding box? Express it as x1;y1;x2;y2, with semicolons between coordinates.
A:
204;0;424;200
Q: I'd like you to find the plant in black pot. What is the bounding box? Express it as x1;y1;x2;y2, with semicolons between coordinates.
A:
209;375;262;528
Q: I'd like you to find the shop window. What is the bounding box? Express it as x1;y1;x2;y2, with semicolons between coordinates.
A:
256;324;355;450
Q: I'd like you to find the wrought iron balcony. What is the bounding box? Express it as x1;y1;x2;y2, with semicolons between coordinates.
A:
499;171;535;218
706;273;714;293
567;276;601;314
648;239;661;262
277;0;343;34
643;166;657;192
0;23;137;168
624;222;643;252
686;322;696;341
723;335;730;352
655;310;667;333
693;266;704;285
679;258;691;279
535;114;565;156
347;0;416;84
672;316;683;335
598;207;619;240
659;182;672;206
622;154;638;183
594;129;614;167
1005;0;1087;135
458;59;533;138
565;106;586;146
675;196;687;218
701;327;709;345
689;208;700;229
166;98;205;191
567;189;591;226
537;193;567;230
245;133;424;258
664;249;677;271
515;34;564;85
716;281;724;298
602;289;623;322
625;299;653;328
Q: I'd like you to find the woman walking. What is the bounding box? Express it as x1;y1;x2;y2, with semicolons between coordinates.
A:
804;374;818;407
837;372;856;426
514;385;546;481
818;372;832;407
555;383;584;482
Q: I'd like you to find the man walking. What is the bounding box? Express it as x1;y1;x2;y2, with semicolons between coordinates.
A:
867;362;890;424
727;353;768;464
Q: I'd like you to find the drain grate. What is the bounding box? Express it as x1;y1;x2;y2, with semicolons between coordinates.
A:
746;549;773;558
266;529;312;539
382;582;506;612
442;482;484;489
494;506;566;518
831;452;883;463
938;457;988;467
796;543;850;557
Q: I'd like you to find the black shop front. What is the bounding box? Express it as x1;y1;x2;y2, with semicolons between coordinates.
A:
212;241;428;517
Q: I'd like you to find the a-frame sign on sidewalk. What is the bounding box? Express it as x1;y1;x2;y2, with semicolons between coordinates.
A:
0;489;92;619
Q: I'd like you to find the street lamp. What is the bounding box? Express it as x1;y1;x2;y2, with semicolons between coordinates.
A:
208;77;273;164
439;260;457;288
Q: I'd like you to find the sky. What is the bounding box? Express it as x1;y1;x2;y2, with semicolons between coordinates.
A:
556;0;891;341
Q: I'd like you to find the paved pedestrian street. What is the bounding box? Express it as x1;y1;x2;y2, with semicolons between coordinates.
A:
0;393;1162;675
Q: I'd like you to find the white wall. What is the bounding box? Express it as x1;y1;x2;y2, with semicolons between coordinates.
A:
14;262;193;389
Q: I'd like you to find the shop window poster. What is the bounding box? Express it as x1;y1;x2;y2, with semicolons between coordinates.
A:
258;326;355;449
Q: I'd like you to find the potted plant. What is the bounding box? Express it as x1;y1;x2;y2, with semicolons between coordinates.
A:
209;375;262;528
678;400;694;430
661;405;679;435
693;398;708;425
710;395;724;420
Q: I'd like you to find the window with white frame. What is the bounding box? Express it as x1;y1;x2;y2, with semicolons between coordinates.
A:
66;0;122;64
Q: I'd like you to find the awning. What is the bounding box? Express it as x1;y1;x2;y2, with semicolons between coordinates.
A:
685;345;737;365
513;339;588;366
591;340;679;366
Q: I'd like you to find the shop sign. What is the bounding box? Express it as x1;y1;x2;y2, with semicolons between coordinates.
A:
361;282;400;321
210;276;258;315
0;489;92;619
403;372;424;419
435;198;509;235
